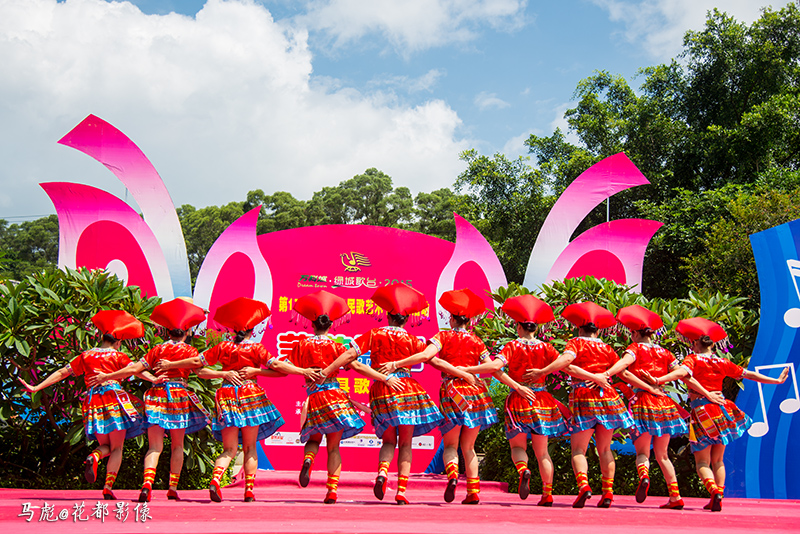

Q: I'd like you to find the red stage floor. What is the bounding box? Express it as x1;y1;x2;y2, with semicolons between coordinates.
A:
1;471;797;533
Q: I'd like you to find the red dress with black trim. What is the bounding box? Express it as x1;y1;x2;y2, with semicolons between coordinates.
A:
429;329;498;434
70;347;145;441
624;343;688;437
140;341;209;434
681;352;751;451
354;326;443;438
289;335;365;443
497;338;569;438
201;340;285;442
565;337;634;432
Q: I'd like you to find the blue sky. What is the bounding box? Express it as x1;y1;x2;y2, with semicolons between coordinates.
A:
0;0;787;221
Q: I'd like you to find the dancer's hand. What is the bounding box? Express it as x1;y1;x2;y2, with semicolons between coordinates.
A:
777;367;789;384
303;368;325;381
523;368;544;382
591;373;611;388
385;375;403;392
640;370;659;386
238;366;260;380
86;373;108;387
17;377;37;393
458;371;477;387
224;370;244;386
706;391;725;405
647;385;665;396
378;361;397;374
154;360;172;373
515;385;536;403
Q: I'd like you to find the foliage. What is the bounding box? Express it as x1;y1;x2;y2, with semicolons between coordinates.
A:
0;215;60;281
0;268;222;489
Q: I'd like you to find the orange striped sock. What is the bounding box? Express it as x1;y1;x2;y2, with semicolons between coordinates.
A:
326;474;340;492
668;482;681;499
377;461;390;478
717;485;724;497
245;473;256;492
211;465;225;484
105;471;118;489
466;478;480;495
90;449;103;462
575;471;589;490
169;472;180;488
636;463;649;480
445;461;459;480
542;481;553;497
304;452;316;465
601;476;614;495
514;460;528;475
702;477;718;496
142;467;156;489
397;475;409;494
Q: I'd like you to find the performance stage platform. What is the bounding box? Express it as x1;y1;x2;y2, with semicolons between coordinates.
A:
1;470;797;533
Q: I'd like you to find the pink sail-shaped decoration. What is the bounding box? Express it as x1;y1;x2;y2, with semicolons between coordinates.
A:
41;182;171;298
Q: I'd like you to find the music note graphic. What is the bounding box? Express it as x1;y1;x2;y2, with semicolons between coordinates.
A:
784;260;800;328
748;363;799;438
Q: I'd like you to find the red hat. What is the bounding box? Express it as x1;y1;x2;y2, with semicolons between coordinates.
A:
676;317;727;343
501;295;554;324
213;297;270;332
438;289;486;319
561;302;616;329
371;282;428;315
616;305;663;331
91;310;144;340
293;290;350;322
151;298;206;331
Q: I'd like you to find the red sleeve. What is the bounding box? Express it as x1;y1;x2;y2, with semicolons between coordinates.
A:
564;338;580;355
258;345;276;367
114;351;133;370
68;354;85;376
682;354;697;373
142;346;159;369
724;360;747;380
288;341;303;367
472;335;488;356
544;343;559;364
605;345;620;366
356;329;374;355
412;335;426;353
203;344;221;366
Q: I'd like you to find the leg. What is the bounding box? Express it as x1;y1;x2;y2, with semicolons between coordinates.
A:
693;445;722;511
102;430;126;500
209;426;240;502
570;428;594;508
509;434;531;500
441;425;461;503
300;435;321;487
85;434;111;484
531;434;554;506
595;426;616;508
373;426;397;500
324;431;343;504
241;426;259;502
395;425;414;504
166;428;185;499
709;443;726;511
139;425;165;502
459;426;480;504
633;433;652;503
653;435;683;508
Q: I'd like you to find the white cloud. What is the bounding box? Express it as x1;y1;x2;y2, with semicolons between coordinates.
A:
474;91;511;110
550;102;582;146
501;130;536;161
366;69;446;95
0;0;472;218
591;0;792;60
296;0;528;55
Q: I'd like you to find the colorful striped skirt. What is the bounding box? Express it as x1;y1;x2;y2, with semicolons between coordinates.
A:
438;377;498;435
504;384;569;439
301;381;365;443
82;382;145;442
689;397;752;452
569;382;634;433
143;381;209;435
369;370;443;439
212;381;284;443
629;389;688;438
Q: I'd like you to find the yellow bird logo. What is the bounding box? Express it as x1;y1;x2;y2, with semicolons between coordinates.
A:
340;252;371;272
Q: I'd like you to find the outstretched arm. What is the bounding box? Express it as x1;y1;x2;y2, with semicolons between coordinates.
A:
744;366;789;385
18;365;72;393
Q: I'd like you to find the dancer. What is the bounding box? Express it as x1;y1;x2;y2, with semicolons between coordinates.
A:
560;302;634;509
602;305;690;509
19;310;153;500
281;290;366;504
466;294;573;506
650;317;788;512
323;282;443;505
158;297;317;503
88;298;210;502
378;288;496;504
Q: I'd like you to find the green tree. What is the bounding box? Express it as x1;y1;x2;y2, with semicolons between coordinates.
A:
176;202;245;283
0;215;60;280
412;188;459;241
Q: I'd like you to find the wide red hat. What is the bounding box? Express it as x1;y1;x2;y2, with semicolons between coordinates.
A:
501;295;554;324
371;282;428;315
213;297;271;332
616;304;663;331
438;289;486;318
561;301;616;329
91;310;144;340
294;290;351;322
676;317;727;342
151;298;206;331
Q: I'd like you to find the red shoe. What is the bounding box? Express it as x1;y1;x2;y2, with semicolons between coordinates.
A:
167;489;180;501
138;484;151;503
635;477;650;503
244;489;255;502
444;477;457;503
324;491;337;504
461;493;480;505
84;455;98;484
597;492;614;508
709;492;722;512
572;486;592;508
209;479;222;503
395;494;409;505
660;499;685;510
537;494;554;507
373;475;387;500
518;469;531;500
102;488;116;501
299;458;312;488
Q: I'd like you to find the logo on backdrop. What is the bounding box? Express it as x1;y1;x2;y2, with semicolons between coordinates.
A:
340;251;371;272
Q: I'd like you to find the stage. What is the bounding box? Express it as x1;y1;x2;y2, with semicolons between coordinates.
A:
0;471;797;533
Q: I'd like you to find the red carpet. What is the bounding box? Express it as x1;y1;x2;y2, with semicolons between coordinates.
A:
1;471;797;533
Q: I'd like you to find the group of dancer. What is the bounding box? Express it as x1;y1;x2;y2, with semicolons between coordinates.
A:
20;283;788;512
